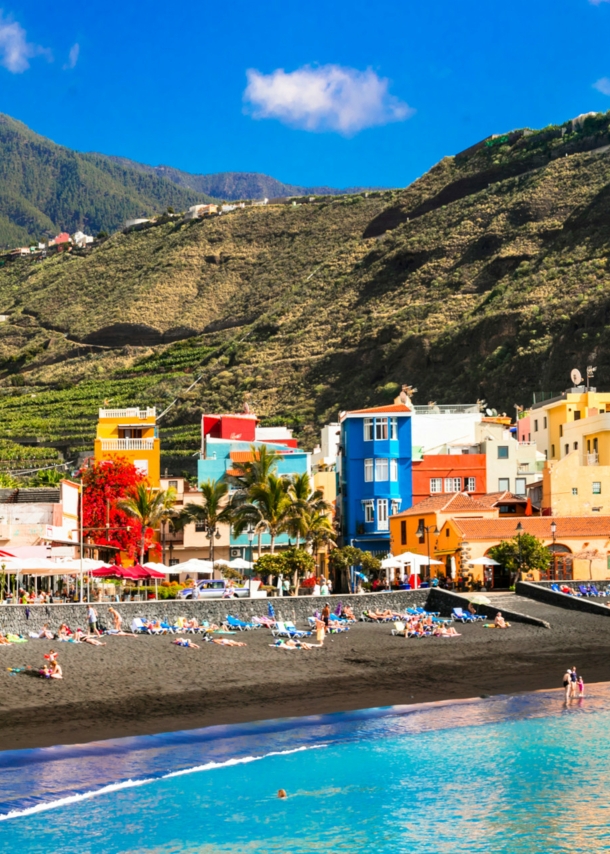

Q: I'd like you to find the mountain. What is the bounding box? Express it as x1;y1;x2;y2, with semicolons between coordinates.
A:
0;114;216;248
103;156;377;201
1;110;610;469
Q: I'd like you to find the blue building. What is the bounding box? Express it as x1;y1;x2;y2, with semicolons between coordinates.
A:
338;404;412;554
197;413;310;557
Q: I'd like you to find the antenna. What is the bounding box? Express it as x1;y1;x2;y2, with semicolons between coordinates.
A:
570;368;583;386
586;365;597;391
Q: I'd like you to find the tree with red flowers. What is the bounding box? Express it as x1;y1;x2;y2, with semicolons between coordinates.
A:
79;457;154;561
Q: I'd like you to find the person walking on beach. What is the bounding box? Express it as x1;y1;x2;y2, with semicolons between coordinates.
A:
87;604;100;636
563;668;572;701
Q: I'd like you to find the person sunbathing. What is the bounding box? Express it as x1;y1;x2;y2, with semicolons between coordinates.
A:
57;623;72;639
173;638;199;649
272;639;322;650
436;624;461;637
37;624;54;640
0;632;12;645
74;629;106;646
494;612;511;629
210;638;247;647
341;605;356;622
366;609;394;621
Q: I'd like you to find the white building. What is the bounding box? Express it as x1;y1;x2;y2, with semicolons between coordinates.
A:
184;205;218;221
411;404;482;455
72;231;94;248
312;423;341;472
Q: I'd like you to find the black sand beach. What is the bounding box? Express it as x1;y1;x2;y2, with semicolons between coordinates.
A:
0;595;607;752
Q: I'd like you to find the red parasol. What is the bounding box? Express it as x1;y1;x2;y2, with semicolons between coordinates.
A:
91;566;142;580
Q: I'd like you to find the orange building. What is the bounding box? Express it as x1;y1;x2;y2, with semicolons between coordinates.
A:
411;453;487;505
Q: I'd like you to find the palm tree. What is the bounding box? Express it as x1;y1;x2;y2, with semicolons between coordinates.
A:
286;472;333;548
229;445;282;557
182;479;233;563
118;484;176;565
233;473;292;554
304;510;336;560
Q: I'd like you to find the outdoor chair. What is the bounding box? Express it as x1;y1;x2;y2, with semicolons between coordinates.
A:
391;621;405;636
452;608;475;623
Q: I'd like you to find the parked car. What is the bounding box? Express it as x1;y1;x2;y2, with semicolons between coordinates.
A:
177;579;250;600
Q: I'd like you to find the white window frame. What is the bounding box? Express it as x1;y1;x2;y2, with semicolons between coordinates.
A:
390;417;398;440
375;417;388;441
363;418;373;441
390;458;398;481
465;477;476;492
444;477;461;493
593;481;602;495
364;458;373;482
498;477;510;492
377;499;389;530
430;477;442;494
515;477;526;496
363;500;374;523
375;458;388;481
390;499;401;515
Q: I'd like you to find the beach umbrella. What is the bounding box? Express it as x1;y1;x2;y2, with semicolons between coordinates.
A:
214;558;231;566
91;566;142;580
142;561;180;574
395;551;443;566
468;594;491;605
469;556;500;566
170;558;214;574
228;557;251;570
381;556;404;568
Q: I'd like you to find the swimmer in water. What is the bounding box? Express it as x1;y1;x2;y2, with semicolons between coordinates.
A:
278;789;287;799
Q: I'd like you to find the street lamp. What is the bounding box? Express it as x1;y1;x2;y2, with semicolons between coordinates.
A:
246;524;255;594
205;523;222;565
550;520;557;547
516;521;523;581
415;520;440;583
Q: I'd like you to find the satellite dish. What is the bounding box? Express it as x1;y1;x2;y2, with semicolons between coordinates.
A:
486;408;493;416
571;368;583;386
491;408;498;417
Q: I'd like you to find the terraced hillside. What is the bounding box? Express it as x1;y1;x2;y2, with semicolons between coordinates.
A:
2;111;610;467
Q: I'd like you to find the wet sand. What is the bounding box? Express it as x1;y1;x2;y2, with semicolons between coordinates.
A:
0;597;608;751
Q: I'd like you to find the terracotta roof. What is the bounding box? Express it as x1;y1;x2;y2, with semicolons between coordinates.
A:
453;517;610;540
394;492;492;517
229;450;259;463
344;404;411;415
475;491;527;507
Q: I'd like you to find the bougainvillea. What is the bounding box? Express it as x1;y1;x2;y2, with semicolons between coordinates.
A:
79;456;157;560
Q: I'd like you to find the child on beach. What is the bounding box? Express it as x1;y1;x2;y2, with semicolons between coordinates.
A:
578;676;585;698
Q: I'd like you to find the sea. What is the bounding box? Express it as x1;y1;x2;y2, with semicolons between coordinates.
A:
0;686;609;853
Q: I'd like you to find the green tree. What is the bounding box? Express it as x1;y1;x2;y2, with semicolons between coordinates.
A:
282;546;316;592
489;532;550;583
285;472;332;548
182;478;233;563
255;553;287;577
118;483;176;564
229;445;282;556
233;473;292;554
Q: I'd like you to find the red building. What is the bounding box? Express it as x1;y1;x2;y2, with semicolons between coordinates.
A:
412;454;487;505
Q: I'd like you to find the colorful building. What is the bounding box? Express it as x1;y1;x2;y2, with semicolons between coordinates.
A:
411;452;487;504
338;403;412;554
528;388;610;462
541;451;610;516
94;407;160;486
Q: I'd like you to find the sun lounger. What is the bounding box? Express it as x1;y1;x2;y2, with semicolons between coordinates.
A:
452;608;476;623
591;585;602;597
131;618;148;634
226;615;257;631
391;621;405;636
272;620;310;638
551;583;560;593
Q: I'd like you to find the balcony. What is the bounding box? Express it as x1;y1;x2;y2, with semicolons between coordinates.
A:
586;452;599;466
99;407;156;420
100;438;155;451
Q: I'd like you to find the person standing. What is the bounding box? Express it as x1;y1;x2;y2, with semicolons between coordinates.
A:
315;617;325;646
563;668;572;701
578;676;585;698
87;604;100;636
321;603;330;630
571;666;578;698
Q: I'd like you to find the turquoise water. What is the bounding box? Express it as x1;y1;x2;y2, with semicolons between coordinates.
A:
1;688;610;853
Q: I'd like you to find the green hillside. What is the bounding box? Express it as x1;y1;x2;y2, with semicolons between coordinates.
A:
1;110;610;468
0;115;215;247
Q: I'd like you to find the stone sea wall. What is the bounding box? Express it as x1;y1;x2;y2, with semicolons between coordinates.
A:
427;588;551;629
517;580;610;617
0;589;429;634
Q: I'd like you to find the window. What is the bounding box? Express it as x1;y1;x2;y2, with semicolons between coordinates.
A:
400;520;407;545
363;418;373;441
390;458;398;481
169;558;179;566
375;458;389;481
446;527;450;537
417;519;425;543
593;482;602;495
534;420;538;432
574;411;581;421
544;417;547;429
364;458;373;482
168;479;178;490
430;477;442;494
544;450;548;460
551;444;555;458
573;442;578;451
375;417;388;440
594;438;599;453
391;499;400;515
498;478;510;491
515;477;526;496
559;425;563;438
377;499;389;530
390;417;398;440
565;444;569;456
465;477;476;492
363;500;374;523
497;446;509;459
444;477;461;493
499;505;516;514
572;487;578;496
195;520;206;532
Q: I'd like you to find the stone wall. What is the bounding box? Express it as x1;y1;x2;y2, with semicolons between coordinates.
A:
427;588;550;628
516;580;610;617
0;589;430;635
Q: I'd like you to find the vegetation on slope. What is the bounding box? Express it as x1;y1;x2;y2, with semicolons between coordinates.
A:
1;111;610;466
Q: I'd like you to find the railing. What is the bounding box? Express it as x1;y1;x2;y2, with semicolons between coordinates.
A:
98;407;156;420
586;452;599;466
517;463;531;473
518;441;538;447
413;404;480;415
100;439;155;451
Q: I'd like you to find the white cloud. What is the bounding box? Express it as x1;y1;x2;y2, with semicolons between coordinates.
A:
63;42;79;70
593;77;610;94
243;64;414;135
0;11;50;73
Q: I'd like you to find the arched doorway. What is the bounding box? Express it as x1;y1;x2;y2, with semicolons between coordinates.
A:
541;544;573;581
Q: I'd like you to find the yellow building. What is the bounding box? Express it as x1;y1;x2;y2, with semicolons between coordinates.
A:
542;450;610;516
94;406;160;486
530;389;610;462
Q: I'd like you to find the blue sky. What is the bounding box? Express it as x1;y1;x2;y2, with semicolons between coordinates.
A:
2;0;610;189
